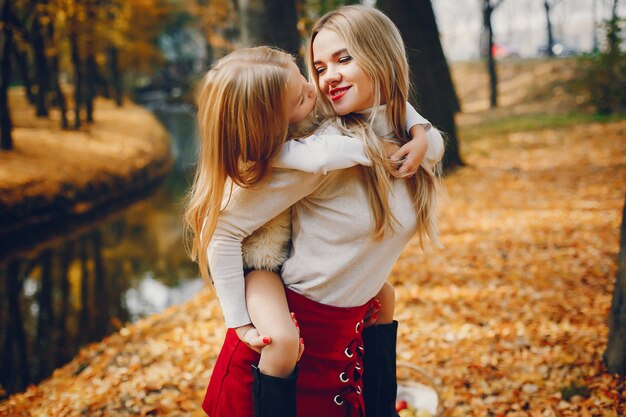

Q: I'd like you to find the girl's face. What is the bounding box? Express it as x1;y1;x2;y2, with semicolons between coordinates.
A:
286;61;317;124
312;28;375;116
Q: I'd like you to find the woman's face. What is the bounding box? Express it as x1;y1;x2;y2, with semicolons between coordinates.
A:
286;61;317;124
312;28;375;116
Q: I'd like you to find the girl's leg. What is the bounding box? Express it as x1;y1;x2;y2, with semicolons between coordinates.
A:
363;281;400;417
246;269;300;378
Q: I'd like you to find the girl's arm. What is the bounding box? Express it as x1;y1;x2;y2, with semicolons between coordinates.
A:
392;103;444;175
273;134;371;174
405;101;432;133
208;169;327;329
275;102;434;175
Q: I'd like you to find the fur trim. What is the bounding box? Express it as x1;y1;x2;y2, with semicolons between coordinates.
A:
242;209;291;271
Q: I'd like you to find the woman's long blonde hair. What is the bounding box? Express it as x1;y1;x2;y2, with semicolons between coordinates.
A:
308;5;442;245
184;46;295;282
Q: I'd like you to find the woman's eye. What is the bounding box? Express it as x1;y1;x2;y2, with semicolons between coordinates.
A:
338;55;352;64
315;67;326;75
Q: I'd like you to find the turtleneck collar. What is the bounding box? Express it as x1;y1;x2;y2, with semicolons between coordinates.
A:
355;104;394;138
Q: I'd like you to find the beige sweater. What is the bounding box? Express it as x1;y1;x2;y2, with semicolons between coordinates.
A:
209;107;444;328
241;103;439;271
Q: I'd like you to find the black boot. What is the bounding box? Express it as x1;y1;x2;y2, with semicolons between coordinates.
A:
362;321;399;417
252;365;298;417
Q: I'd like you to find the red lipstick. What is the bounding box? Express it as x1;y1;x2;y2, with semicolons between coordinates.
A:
329;86;351;102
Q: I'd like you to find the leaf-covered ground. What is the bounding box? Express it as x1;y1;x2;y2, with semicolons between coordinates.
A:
1;59;625;416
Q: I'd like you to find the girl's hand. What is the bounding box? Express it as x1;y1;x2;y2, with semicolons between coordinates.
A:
235;313;305;359
391;126;429;178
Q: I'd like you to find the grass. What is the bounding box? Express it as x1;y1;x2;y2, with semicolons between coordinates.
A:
459;111;626;143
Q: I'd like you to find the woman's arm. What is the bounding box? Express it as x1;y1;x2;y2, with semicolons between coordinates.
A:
208;169;326;328
273;134;371;174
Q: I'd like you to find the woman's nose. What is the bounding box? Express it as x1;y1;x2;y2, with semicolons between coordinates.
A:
322;66;341;86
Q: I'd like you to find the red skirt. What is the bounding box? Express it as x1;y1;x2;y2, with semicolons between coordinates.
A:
202;287;372;417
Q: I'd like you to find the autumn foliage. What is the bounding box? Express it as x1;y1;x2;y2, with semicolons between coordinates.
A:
1;60;625;416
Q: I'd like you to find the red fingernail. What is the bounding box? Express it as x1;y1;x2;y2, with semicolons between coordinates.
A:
300;338;304;345
263;337;271;344
372;314;378;321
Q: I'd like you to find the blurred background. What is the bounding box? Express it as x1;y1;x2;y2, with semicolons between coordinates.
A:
0;0;624;401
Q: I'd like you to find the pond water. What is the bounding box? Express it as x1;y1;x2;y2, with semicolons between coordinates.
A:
0;106;203;398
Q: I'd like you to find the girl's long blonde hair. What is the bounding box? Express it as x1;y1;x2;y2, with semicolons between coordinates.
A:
184;46;295;282
308;5;442;245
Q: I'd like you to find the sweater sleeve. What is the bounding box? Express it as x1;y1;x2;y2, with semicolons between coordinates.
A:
273;134;371;174
208;169;327;328
405;102;444;167
425;126;445;166
406;102;432;133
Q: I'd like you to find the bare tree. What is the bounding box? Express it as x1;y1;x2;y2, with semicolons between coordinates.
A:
46;22;68;129
28;0;50;117
11;48;35;104
543;0;563;57
378;0;464;171
68;19;84;129
605;192;626;374
482;0;505;108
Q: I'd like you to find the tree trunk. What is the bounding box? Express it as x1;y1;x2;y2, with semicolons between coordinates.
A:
378;0;464;171
237;0;302;66
12;48;36;104
263;0;300;58
47;20;68;129
0;0;14;151
69;31;83;129
608;0;620;56
544;1;555;57
605;193;626;374
107;47;123;106
84;1;97;124
85;54;96;123
592;0;599;52
483;0;498;108
30;4;50;117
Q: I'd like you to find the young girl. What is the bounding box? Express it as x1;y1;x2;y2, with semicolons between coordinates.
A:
185;45;441;417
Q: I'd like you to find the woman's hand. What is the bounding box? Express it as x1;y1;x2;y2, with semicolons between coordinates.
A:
363;298;382;328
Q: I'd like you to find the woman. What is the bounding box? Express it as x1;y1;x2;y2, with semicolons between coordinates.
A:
201;5;443;417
